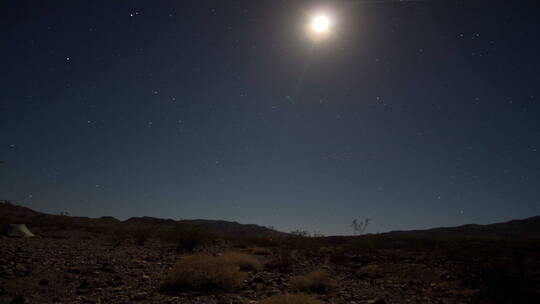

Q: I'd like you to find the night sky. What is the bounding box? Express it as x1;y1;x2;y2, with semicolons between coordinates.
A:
1;0;539;235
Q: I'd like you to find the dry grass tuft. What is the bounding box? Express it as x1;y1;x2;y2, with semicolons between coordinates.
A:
266;245;296;273
290;270;336;293
260;293;326;304
162;253;246;292
221;251;263;272
249;246;272;256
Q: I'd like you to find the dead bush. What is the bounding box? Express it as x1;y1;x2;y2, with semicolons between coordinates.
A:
290;270;336;293
161;253;246;292
260;293;326;304
160;223;214;252
221;252;262;272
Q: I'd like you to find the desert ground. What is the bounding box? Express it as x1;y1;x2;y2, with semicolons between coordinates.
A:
1;203;539;304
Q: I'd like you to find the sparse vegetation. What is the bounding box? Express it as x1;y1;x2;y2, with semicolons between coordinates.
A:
355;264;384;280
290;229;311;237
249;246;271;256
128;226;153;246
479;262;535;304
290;270;336;293
327;246;348;265
0;217;11;232
109;227;130;246
1;202;539;304
454;256;540;304
266;241;296;273
161;253;246;292
266;233;330;272
260;294;326;304
221;251;262;272
351;218;371;235
343;237;379;255
160;222;214;252
57;214;75;230
232;236;277;249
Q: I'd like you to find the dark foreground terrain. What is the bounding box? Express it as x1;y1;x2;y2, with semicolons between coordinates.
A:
1;203;540;304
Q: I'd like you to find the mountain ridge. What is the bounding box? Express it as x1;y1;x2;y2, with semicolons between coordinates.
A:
0;202;286;238
385;215;540;239
1;202;539;238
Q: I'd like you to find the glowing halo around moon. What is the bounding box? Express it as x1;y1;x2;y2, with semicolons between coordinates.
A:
306;12;333;41
311;15;330;33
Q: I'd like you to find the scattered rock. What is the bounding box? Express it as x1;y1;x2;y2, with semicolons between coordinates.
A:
15;264;27;273
0;224;520;304
77;278;90;289
11;295;28;304
361;299;386;304
132;292;148;301
253;277;264;284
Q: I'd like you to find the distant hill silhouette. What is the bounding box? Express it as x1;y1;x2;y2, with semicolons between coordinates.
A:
386;216;540;239
0;202;286;238
2;202;539;238
125;216;176;226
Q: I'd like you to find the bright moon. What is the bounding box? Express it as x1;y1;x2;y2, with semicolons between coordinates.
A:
311;15;330;33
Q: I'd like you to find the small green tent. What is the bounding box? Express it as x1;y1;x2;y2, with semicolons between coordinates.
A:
6;224;35;237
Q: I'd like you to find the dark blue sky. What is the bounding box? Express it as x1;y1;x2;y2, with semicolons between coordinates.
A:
1;0;539;235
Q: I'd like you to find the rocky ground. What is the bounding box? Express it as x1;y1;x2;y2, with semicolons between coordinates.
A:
0;228;487;304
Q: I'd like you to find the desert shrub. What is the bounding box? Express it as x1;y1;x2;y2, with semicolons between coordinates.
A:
260;293;326;304
267;242;296;273
290;270;336;293
83;224;108;234
221;252;262;272
286;234;326;259
161;253;246;292
344;238;378;255
318;246;333;255
474;261;538;304
266;234;324;272
249;246;271;256
160;223;214;252
40;212;78;230
326;246;348;265
128;226;153;246
109;227;130;246
0;215;11;231
233;236;277;248
290;229;311;237
355;264;384;280
54;215;76;230
351;218;371;235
